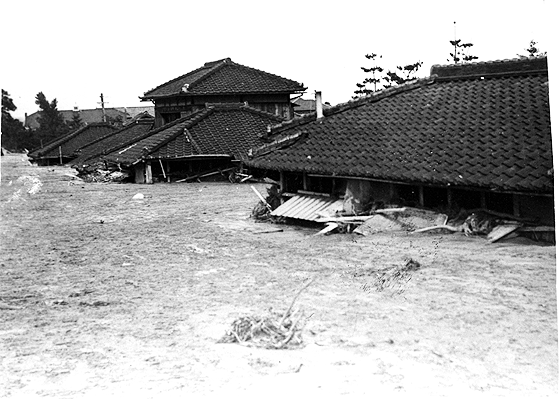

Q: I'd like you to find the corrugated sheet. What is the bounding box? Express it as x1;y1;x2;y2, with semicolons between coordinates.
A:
271;194;344;222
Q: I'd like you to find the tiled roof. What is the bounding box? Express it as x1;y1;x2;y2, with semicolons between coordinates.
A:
141;58;305;99
247;57;552;194
102;104;285;165
69;119;155;167
28;123;116;160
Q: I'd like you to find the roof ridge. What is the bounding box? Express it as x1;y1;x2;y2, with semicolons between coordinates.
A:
183;61;228;92
431;56;547;79
431;55;547;70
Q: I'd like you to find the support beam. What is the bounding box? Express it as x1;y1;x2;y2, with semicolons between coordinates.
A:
145;162;153;184
279;171;286;193
512;194;520;217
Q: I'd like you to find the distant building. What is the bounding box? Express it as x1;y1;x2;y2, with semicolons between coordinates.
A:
292;97;331;117
24;106;155;129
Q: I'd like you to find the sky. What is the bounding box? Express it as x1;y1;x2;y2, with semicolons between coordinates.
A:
0;0;557;122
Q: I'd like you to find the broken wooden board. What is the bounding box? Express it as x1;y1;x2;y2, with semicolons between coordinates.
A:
487;224;522;243
314;222;339;236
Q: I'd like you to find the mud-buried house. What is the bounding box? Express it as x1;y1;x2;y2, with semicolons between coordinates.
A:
98;103;285;183
28;123;117;166
246;57;554;226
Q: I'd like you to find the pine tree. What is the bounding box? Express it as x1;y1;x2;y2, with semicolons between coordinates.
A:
519;40;546;57
34;92;69;143
354;54;423;98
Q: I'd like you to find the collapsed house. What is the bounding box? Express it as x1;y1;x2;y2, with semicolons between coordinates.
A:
69;113;155;180
69;57;305;182
245;57;554;230
93;103;285;183
140;57;306;127
28;123;117;166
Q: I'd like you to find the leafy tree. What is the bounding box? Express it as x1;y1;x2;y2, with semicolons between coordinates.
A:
1;89;37;151
35;92;69;143
448;39;479;63
519;40;547;57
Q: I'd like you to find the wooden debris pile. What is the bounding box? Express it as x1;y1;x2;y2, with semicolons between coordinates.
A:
353;258;421;294
251;185;282;221
218;309;306;349
218;280;312;349
315;207;447;236
412;210;554;243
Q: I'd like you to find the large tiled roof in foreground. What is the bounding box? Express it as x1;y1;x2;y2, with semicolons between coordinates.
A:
141;58;305;99
28;123;116;160
247;57;552;194
103;104;285;165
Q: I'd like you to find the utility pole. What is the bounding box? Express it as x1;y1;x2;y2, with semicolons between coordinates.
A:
98;93;107;122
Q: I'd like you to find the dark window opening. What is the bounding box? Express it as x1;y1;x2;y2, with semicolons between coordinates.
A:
486;192;514;214
451;189;482;210
423;186;448;209
307;176;334;194
395;184;419;207
162;113;181;125
284;172;303;193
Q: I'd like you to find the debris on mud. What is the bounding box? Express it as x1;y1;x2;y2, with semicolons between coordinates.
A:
251;184;281;221
219;280;313;349
352;258;421;294
76;162;131;183
218;309;306;349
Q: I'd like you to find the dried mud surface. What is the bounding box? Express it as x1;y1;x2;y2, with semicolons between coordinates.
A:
0;154;557;400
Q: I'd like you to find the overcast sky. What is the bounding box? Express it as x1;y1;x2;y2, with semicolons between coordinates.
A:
1;0;556;121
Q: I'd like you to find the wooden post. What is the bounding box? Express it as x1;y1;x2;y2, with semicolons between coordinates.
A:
447;188;453;209
512;194;520;217
59;146;62;165
303;173;309;191
145;162;153;184
159;159;167;179
480;192;487;209
99;93;107;123
389;183;396;201
279;171;286;193
418;185;424;207
166;161;171;182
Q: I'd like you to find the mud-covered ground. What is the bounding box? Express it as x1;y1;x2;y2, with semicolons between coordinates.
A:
0;154;557;400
